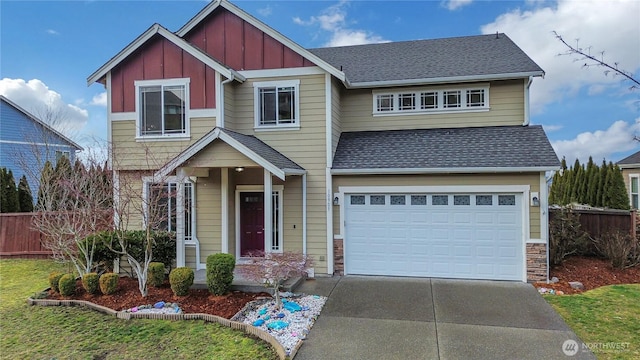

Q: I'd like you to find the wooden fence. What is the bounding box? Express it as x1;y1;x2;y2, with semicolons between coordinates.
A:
0;213;52;258
549;208;637;240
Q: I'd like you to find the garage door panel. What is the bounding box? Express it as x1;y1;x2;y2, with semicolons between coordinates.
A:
345;192;523;281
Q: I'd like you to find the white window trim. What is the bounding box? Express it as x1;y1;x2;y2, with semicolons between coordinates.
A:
141;176;195;234
630;174;639;209
253;80;300;131
135;78;190;140
235;185;285;259
372;85;490;115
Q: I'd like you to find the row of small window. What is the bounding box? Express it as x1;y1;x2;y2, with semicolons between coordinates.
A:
350;194;516;206
374;88;487;114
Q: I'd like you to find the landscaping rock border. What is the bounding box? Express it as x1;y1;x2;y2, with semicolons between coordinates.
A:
27;293;295;360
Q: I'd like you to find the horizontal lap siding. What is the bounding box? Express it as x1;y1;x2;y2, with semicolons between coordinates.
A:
110;117;215;170
196;169;221;263
332;173;541;239
185;141;258;168
341;80;525;132
227;74;328;273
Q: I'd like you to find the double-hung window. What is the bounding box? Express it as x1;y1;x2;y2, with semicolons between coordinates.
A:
254;80;300;129
136;79;189;138
145;180;195;241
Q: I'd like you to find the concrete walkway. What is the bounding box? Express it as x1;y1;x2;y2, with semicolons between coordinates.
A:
294;276;595;360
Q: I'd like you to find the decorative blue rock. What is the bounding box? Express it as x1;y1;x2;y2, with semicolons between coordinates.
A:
258;308;267;315
276;313;285;318
284;301;302;313
154;301;165;309
267;320;289;330
264;315;271;320
253;319;265;326
301;306;310;311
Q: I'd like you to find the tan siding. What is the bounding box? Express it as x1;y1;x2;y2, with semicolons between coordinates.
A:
340;80;525;132
111;117;216;170
195;169;222;263
332;173;541;239
224;81;235;128
622;168;639;208
185;141;259;168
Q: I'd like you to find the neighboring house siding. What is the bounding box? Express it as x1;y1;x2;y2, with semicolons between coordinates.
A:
331;77;342;160
110;35;216;113
340;79;525;132
332;172;542;240
621;168;639;208
111;116;215;170
182;8;315;71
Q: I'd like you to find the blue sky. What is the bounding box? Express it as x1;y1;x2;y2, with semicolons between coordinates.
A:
1;0;639;164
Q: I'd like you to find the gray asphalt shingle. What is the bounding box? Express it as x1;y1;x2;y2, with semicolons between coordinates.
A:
332;125;559;170
220;128;304;170
309;34;543;85
617;150;640;166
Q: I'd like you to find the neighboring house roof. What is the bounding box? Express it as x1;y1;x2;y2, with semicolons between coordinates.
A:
332;125;559;174
87;23;246;86
617;150;640;168
156;127;304;180
309;33;545;88
0;95;83;151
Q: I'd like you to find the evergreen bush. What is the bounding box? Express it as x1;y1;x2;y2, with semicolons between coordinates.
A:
48;272;64;293
147;262;165;287
82;273;100;294
58;274;76;297
169;267;194;296
206;253;235;295
99;273;119;295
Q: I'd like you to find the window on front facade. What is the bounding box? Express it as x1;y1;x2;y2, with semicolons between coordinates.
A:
137;80;188;137
631;176;639;209
254;80;300;128
373;86;488;114
146;182;195;240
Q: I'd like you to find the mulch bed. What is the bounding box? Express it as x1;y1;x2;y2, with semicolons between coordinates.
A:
534;256;640;294
46;277;270;319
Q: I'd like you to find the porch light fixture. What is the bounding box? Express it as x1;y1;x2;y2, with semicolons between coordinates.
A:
235;167;245;172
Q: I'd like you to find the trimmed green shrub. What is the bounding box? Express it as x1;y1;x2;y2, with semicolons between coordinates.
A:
58;274;76;297
82;273;100;294
48;272;64;293
80;232;120;273
169;267;194;296
99;273;119;295
151;231;177;271
148;262;165;287
206;253;235;295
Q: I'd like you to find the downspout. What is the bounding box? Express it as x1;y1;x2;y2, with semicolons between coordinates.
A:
302;173;307;255
523;76;533;126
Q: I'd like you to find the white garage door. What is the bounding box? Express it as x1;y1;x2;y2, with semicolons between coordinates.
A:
345;193;524;281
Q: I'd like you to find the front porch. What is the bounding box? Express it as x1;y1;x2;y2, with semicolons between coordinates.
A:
192;268;305;294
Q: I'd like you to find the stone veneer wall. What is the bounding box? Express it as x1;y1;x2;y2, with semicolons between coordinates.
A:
333;239;344;275
526;243;547;281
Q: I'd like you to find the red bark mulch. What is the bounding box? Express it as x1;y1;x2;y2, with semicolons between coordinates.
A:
46;277;270;319
534;256;640;294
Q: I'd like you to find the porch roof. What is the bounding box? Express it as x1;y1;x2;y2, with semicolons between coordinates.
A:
155;128;305;180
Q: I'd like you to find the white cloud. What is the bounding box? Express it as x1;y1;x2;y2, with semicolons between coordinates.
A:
46;29;59;35
541;124;563;132
442;0;473;11
551;118;640;163
481;0;640;113
293;1;388;47
90;92;107;107
257;5;272;17
0;78;88;134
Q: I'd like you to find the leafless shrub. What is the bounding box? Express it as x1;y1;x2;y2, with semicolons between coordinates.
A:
592;231;640;269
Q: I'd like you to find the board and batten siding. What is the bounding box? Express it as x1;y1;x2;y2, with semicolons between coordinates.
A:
110;116;216;170
226;74;329;273
332;172;542;240
340;79;526;132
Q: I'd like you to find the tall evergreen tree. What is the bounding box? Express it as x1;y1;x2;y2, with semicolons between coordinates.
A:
37;161;55;210
595;159;609;207
608;164;630;210
570;159;583;203
2;170;20;213
18;175;34;212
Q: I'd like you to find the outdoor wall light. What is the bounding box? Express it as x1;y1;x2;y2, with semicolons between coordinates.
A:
235;167;245;172
531;192;540;207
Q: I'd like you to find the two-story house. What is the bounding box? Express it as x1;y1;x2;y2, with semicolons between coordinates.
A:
88;0;559;282
0;95;82;204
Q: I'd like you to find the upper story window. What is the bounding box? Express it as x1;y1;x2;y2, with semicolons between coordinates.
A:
373;86;489;115
135;78;190;138
254;80;300;130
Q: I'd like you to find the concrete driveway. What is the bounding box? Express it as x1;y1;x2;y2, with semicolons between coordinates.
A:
294;276;594;360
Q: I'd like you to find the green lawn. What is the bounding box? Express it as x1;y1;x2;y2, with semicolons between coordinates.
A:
545;284;640;360
0;259;277;360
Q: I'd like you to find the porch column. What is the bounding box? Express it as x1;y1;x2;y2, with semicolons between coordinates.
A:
221;168;229;254
176;181;185;267
264;169;273;253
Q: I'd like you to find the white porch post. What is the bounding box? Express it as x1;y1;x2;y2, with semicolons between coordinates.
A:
302;173;307;255
264;169;273;253
221;168;229;254
176;181;185;268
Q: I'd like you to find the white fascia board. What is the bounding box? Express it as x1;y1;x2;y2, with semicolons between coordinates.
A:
282;168;307;175
618;163;640;169
345;71;544;89
331;166;559;175
176;0;345;82
338;184;530;194
239;67;325;78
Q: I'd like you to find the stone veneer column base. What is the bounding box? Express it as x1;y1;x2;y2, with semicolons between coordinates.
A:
526;243;547;282
333;239;344;275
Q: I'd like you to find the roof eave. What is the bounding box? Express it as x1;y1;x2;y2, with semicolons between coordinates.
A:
345;71;545;89
331;166;559;175
618;163;640;169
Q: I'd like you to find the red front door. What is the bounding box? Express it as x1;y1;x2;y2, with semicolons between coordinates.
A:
240;192;264;256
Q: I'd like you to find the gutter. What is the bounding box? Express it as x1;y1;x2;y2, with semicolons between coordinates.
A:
331;166;560;175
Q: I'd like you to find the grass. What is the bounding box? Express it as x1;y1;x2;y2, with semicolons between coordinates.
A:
545;284;640;360
0;259;278;360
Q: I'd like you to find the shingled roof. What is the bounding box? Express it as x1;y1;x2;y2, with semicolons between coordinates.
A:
617;150;640;167
309;33;544;86
220;129;304;171
332;125;559;173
